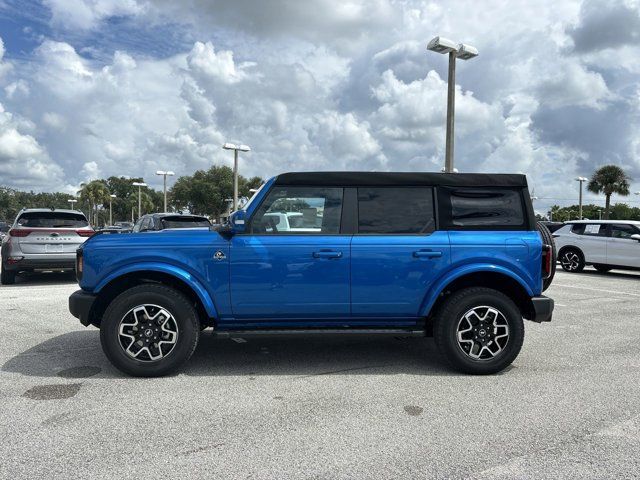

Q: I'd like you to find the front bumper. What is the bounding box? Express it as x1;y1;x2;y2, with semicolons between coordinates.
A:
69;289;97;327
531;295;554;323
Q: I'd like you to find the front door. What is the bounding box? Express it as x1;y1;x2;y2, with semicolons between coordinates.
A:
229;186;350;323
607;223;640;268
350;187;450;321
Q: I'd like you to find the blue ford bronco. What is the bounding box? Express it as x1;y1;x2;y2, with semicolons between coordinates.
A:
69;172;555;376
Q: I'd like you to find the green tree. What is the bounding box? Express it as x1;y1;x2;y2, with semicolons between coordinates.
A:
587;165;631;219
78;180;110;226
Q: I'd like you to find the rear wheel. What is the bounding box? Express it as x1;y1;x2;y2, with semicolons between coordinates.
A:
1;266;16;285
559;248;585;272
434;287;524;375
100;284;200;377
593;264;612;273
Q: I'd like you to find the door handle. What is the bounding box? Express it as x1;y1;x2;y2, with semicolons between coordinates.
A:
312;250;342;259
413;250;442;259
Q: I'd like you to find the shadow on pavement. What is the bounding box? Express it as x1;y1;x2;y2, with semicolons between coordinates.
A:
577;268;640;280
2;330;453;378
0;270;77;287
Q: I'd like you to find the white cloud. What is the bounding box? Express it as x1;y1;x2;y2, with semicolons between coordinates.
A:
44;0;146;30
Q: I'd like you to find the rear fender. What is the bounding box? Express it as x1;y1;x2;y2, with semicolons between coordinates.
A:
420;264;534;317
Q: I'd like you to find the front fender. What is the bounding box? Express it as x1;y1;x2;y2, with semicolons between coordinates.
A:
94;262;218;318
419;263;535;317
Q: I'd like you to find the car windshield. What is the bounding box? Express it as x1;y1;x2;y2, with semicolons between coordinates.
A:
160;216;211;229
16;212;89;228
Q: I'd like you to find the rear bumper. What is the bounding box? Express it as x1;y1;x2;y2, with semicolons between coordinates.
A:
69;289;97;327
531;295;554;323
3;254;76;271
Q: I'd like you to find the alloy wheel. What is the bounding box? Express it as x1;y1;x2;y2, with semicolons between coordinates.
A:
456;306;510;360
561;251;581;271
118;304;179;362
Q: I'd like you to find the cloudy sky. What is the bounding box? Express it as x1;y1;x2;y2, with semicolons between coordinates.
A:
1;0;640;214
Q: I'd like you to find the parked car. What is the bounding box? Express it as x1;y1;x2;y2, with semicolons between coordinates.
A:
1;208;93;284
114;222;134;232
132;213;211;232
553;220;640;273
69;172;554;377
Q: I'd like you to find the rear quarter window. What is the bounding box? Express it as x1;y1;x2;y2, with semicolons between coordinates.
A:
570;224;607;236
439;187;527;230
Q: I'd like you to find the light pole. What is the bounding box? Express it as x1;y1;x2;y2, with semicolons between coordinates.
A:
109;194;116;225
132;182;147;220
427;37;478;173
222;143;251;212
575;177;588;220
598;209;603;220
156;170;175;212
68;198;77;209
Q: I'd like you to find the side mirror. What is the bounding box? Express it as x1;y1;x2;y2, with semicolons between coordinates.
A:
216;210;247;236
631;234;640;242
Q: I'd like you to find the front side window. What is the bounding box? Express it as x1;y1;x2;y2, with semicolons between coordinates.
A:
250;186;343;234
357;187;435;234
445;188;525;228
611;224;639;239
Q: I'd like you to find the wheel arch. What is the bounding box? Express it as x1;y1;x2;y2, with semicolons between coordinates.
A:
557;244;584;259
88;265;217;328
422;268;537;323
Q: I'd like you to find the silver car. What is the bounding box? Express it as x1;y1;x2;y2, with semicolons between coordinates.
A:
1;208;93;284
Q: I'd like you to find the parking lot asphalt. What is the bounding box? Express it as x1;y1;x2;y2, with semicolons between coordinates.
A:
0;269;639;479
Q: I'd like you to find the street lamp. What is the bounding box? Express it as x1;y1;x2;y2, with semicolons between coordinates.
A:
222;143;251;212
109;194;116;226
575;177;588;220
155;171;175;213
427;37;478;173
68;198;77;209
598;209;603;220
132;182;147;220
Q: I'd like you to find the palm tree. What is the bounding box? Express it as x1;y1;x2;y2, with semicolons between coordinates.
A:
587;165;631;219
78;180;110;226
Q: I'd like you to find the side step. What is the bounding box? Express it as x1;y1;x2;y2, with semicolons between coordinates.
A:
213;328;426;336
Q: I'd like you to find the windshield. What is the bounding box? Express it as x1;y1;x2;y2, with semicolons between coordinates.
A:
17;212;89;228
242;182;267;212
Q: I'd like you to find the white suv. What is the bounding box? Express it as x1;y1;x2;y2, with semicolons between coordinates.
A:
553;220;640;273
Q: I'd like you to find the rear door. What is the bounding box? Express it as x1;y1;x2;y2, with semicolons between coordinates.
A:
606;223;640;268
570;223;608;263
350;186;450;321
14;211;91;254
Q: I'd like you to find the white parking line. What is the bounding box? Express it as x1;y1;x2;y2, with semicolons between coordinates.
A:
554;284;640;298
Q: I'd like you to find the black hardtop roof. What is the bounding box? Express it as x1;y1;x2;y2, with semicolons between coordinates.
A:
274;171;528;188
146;213;209;219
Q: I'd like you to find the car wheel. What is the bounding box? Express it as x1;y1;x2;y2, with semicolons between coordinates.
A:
434;287;525;375
1;266;16;285
536;222;556;291
100;284;200;377
593;264;612;273
559;248;585;272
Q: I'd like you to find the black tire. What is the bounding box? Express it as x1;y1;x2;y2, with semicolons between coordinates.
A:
100;284;200;377
536;222;556;291
559;247;585;273
1;266;16;285
434;287;525;375
593;264;612;273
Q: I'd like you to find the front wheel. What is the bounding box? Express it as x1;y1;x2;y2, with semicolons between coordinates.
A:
100;284;200;377
434;287;525;375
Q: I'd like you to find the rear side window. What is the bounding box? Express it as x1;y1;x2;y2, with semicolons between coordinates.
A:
441;188;525;229
571;224;607;236
16;212;88;228
160;217;211;229
357;187;435;234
